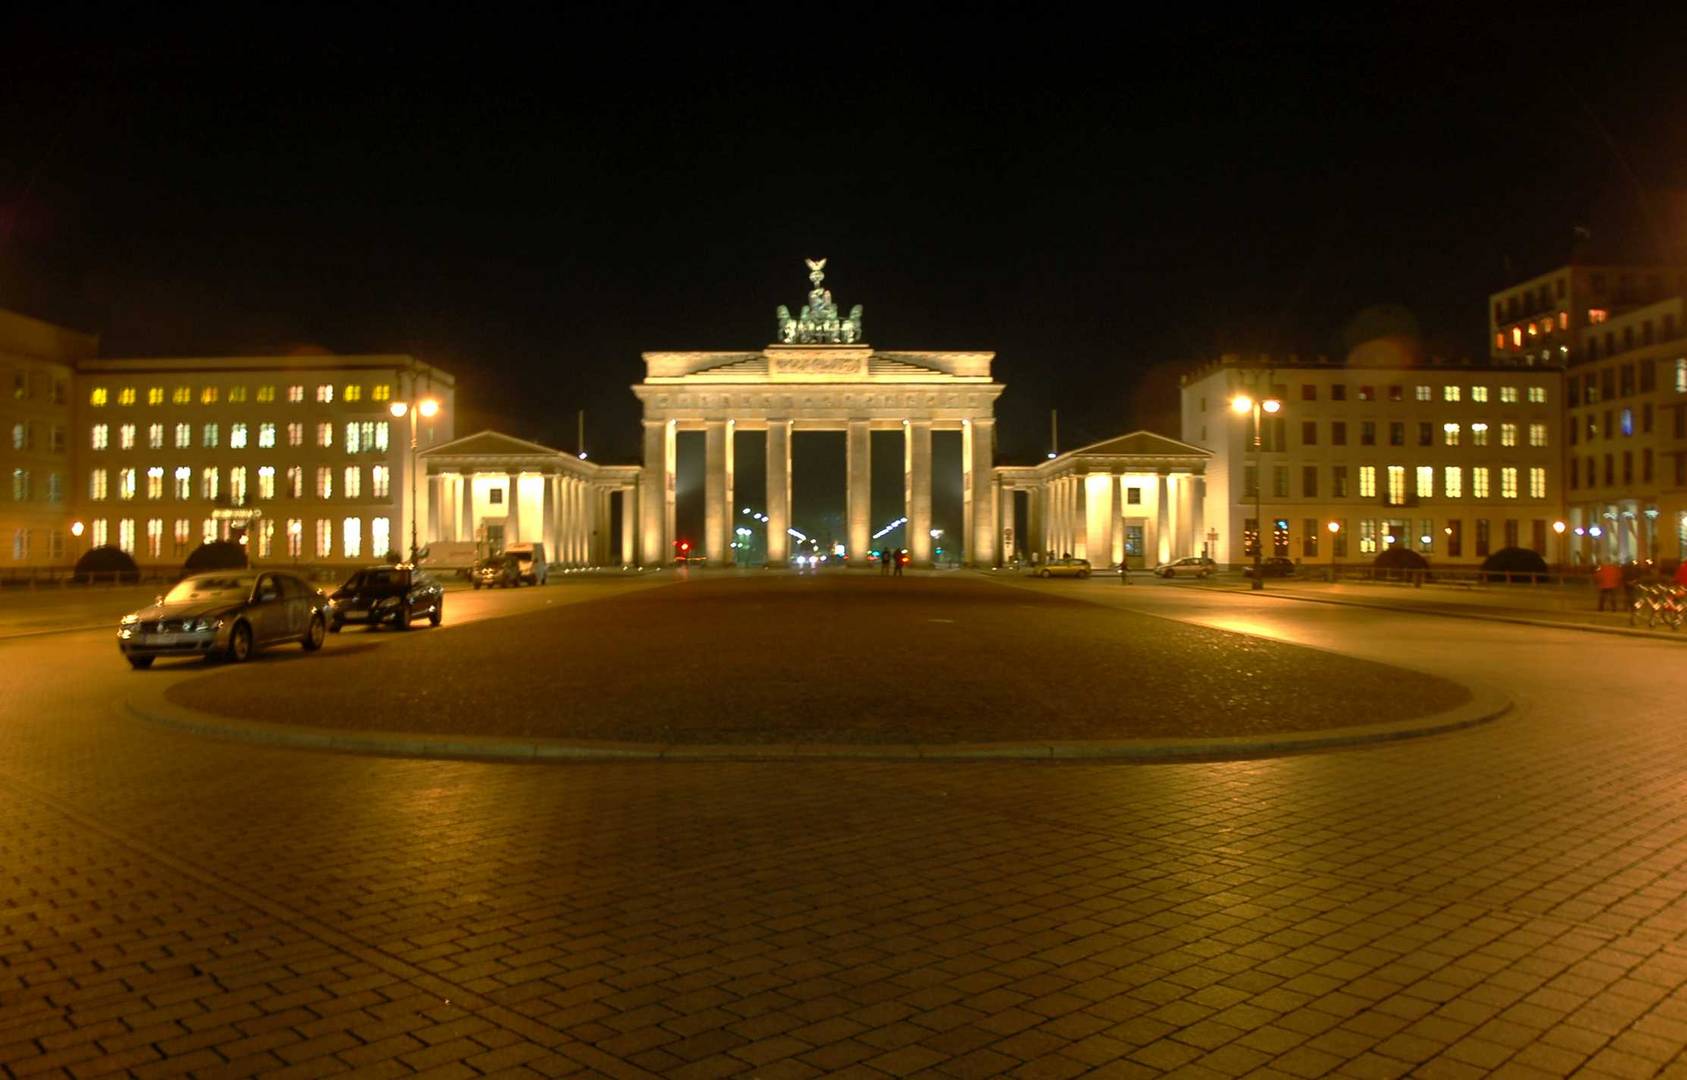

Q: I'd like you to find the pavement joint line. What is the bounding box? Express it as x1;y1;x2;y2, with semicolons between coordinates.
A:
0;622;114;642
0;761;650;1078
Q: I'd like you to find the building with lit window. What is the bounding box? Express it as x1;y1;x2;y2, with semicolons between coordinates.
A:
1181;344;1561;568
1564;294;1687;564
72;354;456;570
1489;264;1687;369
1;310;97;569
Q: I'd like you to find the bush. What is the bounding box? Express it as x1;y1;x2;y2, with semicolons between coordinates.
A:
1480;546;1548;583
183;540;248;573
72;545;139;584
1372;545;1428;582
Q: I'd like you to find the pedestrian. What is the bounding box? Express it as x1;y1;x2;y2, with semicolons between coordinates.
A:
893;548;904;576
880;548;891;576
1118;560;1130;585
1674;559;1687;588
1595;560;1622;611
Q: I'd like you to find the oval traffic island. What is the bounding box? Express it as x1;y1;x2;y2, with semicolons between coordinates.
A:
150;575;1499;761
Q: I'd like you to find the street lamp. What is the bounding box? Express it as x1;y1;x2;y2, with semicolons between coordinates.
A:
390;396;441;562
1230;393;1282;590
1552;519;1567;571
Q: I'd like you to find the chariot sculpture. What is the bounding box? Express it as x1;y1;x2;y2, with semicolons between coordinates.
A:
776;258;865;344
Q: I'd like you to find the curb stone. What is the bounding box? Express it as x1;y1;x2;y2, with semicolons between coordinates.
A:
125;679;1512;765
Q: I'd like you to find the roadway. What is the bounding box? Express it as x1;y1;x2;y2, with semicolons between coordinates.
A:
2;571;1685;1077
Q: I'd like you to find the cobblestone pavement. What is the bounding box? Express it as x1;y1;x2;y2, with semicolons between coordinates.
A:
4;575;1687;1077
165;575;1468;744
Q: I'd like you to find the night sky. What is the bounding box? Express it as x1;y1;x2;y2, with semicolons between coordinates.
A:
4;12;1685;473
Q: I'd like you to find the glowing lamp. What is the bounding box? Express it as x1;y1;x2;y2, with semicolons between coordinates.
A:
1326;521;1341;534
1589;526;1603;538
1552;520;1567;534
1229;395;1254;415
1261;398;1282;414
389;401;408;418
418;398;440;418
70;521;85;537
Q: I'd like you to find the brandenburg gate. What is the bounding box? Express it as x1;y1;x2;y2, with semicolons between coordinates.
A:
633;260;1003;567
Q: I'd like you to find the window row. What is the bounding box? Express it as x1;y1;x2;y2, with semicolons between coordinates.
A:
89;420;391;452
1570;451;1659;491
1289;419;1547;449
9;468;65;503
1244;516;1553;560
1295;383;1545;405
1582;316;1680;362
1569;405;1653;444
89;383;392;407
10;421;68;453
1566;359;1673;406
89;465;392;502
1242;464;1547;502
9;370;69;404
87;516;392;562
9;527;69;561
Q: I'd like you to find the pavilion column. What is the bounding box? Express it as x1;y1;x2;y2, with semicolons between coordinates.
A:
459;474;474;544
1026;485;1042;561
1155;472;1171;564
1093;473;1113;568
572;479;587;565
705;420;730;565
597;487;611;565
997;482;1012;562
1059;477;1073;557
640;420;672;565
966;418;996;567
1049;479;1062;557
907;421;934;565
425;475;442;546
621;486;637;565
847;420;871;564
1071;471;1089;561
540;474;556;557
1193;475;1207;557
766;422;791;565
1113;475;1127;566
503;473;521;546
1177;472;1195;555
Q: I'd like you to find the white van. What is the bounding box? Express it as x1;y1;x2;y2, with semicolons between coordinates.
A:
502;542;548;585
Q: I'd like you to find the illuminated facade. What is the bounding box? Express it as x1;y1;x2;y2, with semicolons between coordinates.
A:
1489;264;1686;368
1;310;96;568
1182;350;1561;566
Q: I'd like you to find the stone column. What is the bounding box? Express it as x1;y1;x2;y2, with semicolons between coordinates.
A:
1193;475;1207;557
847;420;871;564
997;482;1012;562
1093;473;1114;569
1155;472;1171;564
1071;471;1088;560
640;420;671;565
968;418;997;567
1026;484;1043;561
572;479;586;565
1113;475;1127;566
597;487;612;565
907;421;934;565
704;420;730;565
621;486;637;565
459;474;474;544
766;422;791;565
538;474;554;557
1177;472;1195;555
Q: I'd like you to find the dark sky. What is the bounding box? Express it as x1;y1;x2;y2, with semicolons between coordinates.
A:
3;11;1686;466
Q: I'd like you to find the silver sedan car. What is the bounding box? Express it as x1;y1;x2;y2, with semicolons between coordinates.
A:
118;571;331;668
1027;557;1093;579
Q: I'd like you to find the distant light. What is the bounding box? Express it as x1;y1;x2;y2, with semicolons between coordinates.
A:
1552;520;1567;534
418;398;440;418
1574;527;1585;536
1326;521;1340;534
1229;395;1254;415
389;401;409;418
1589;526;1603;537
1420;535;1432;545
1046;452;1057;459
70;521;85;537
578;452;588;460
1260;398;1282;414
742;507;752;515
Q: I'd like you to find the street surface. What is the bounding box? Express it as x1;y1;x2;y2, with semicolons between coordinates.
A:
3;571;1687;1077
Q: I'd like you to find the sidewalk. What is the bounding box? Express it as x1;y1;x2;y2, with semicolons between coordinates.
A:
1196;576;1682;637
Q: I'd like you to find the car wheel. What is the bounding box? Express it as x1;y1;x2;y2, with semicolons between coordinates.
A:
429;600;442;627
1164;569;1175;578
472;581;481;590
1039;569;1052;579
396;602;412;631
226;621;253;663
127;655;154;670
1199;570;1209;579
302;614;326;651
1078;569;1090;578
329;618;343;634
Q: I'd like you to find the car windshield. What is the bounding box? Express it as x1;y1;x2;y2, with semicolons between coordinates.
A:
345;569;406;590
163;576;253;604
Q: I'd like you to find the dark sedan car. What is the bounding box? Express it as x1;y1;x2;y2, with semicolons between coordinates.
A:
1242;556;1299;578
329;565;444;631
470;555;524;589
118;571;330;668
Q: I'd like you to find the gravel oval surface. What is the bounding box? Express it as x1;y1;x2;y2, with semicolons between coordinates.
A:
165;574;1471;744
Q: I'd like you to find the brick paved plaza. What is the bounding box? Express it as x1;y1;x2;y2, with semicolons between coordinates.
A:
3;574;1687;1077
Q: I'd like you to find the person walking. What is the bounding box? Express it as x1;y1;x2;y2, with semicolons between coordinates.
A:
880;548;891;576
893;548;904;577
1673;558;1687;588
1118;560;1130;585
1595;560;1622;611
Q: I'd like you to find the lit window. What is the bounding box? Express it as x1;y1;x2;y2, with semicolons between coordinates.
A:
346;422;362;453
147;386;163;405
175;422;191;449
316;384;334;404
118;468;136;501
174;467;191;500
1500;467;1518;499
1471;386;1489;402
1359;466;1377;498
375;422;389;451
256;385;276;403
371;465;390;499
174;519;191;556
1494;333;1505;350
1473;467;1490;499
1500;386;1518;403
287;422;303;447
287;385;305;403
229;467;247;504
201;467;220;501
258;423;275;448
146;467;163;500
1416;466;1433;498
148;423;164;449
316;519;333;559
89;387;108;407
1444;467;1462;499
201;386;219;404
258;466;275;500
286;519;303;558
1559;312;1568;330
230;423;248;449
146;519;163;559
229;386;247;403
1677;360;1687;394
202;423;219;448
1588;308;1608;324
1444;386;1461;402
1529;422;1547;447
257;519;273;558
91;520;107;547
91;424;109;450
1620;409;1633;437
1527;324;1537;338
344;385;362;402
1500;423;1517;447
1512;328;1522;347
118;519;135;553
316;466;333;499
343;516;362;559
172;386;191;404
90;469;108;500
317;422;333;448
1415;385;1431;401
371;517;390;557
1386;466;1406;506
344;466;362;499
117;387;136;406
1529;467;1546;499
372;384;391;402
202;519;217;544
119;424;135;449
1443;422;1460;446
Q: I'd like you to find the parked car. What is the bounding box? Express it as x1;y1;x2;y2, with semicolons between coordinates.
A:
1154;556;1217;579
1242;556;1298;578
502;542;548;585
1029;557;1092;579
118;571;330;668
329;565;444;630
471;554;525;589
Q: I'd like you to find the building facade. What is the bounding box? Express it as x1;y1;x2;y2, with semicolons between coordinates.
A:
1489;264;1687;368
1182;351;1562;567
2;311;98;567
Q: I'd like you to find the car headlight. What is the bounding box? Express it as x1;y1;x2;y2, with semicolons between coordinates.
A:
191;617;222;632
120;613;139;626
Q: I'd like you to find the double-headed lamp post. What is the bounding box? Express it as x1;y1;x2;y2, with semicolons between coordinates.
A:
1229;393;1282;590
389;397;441;563
1552;519;1567;571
